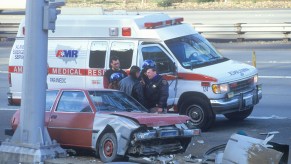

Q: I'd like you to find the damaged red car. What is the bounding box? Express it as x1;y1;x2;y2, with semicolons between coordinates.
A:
6;89;200;162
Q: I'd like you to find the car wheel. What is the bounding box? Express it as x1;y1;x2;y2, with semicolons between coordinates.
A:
98;133;118;163
224;107;253;121
181;98;215;131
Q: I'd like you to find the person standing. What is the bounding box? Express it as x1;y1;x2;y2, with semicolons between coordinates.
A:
108;72;123;90
140;60;155;85
143;61;169;113
119;66;145;106
104;56;127;88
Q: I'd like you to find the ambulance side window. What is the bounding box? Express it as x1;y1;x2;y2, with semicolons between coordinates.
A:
110;42;134;69
89;42;107;68
142;46;174;74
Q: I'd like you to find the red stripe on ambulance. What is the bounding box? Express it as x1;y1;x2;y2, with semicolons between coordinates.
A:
86;69;105;76
177;73;217;82
9;66;23;73
9;66;105;76
50;68;86;75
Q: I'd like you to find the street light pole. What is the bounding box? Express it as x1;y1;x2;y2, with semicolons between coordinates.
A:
0;0;66;163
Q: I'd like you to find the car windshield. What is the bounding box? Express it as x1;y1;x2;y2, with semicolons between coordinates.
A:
88;91;148;112
165;34;224;69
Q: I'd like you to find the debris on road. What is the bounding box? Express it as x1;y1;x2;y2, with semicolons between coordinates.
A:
223;133;288;164
183;154;203;163
197;140;204;144
202;132;289;164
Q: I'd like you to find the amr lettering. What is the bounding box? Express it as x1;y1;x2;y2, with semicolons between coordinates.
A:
56;50;78;58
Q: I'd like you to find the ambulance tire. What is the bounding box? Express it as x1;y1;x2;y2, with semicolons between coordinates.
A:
98;133;118;163
181;98;215;131
224;107;253;121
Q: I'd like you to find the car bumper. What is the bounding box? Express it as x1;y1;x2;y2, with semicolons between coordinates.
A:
210;84;262;114
5;128;14;136
7;92;21;105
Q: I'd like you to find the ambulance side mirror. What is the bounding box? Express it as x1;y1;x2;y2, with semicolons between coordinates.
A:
43;0;66;32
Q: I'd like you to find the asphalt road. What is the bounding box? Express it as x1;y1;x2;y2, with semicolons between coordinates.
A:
0;42;291;162
1;9;291;24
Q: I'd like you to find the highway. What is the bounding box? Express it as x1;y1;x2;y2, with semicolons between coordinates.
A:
1;9;291;24
2;9;291;43
0;41;290;162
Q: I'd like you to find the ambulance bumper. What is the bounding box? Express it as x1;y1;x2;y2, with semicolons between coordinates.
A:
7;92;21;105
210;84;262;114
7;92;13;104
5;128;14;136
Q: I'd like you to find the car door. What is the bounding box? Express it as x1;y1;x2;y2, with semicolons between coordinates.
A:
47;90;95;148
138;44;177;108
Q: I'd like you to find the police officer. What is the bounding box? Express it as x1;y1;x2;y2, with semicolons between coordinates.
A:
143;60;169;113
119;66;145;106
140;60;155;85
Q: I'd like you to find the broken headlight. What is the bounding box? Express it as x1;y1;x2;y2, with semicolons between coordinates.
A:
134;131;156;141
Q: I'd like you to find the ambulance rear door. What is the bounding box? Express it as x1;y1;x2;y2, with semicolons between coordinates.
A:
86;40;138;88
85;41;108;89
107;40;138;70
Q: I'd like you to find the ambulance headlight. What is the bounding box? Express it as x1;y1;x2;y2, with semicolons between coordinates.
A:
212;84;229;94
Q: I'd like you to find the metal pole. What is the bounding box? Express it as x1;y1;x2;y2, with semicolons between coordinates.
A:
252;50;257;68
19;0;48;145
0;0;66;162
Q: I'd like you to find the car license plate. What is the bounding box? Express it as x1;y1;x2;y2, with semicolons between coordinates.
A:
160;130;178;138
244;97;253;106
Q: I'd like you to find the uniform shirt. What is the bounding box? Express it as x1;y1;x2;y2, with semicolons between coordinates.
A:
103;69;127;88
144;74;169;109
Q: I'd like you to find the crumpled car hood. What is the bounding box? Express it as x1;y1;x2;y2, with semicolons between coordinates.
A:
111;112;189;127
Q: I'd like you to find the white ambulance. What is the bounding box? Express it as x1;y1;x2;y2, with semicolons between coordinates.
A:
8;12;262;130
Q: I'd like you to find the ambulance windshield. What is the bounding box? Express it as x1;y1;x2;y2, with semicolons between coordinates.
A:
165;34;226;69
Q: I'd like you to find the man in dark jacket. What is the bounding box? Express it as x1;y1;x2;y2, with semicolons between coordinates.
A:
144;63;169;113
104;56;127;88
119;66;145;106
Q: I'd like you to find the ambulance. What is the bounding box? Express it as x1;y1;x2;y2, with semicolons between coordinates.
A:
8;12;262;130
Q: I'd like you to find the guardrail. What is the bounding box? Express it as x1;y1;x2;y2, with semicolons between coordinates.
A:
192;23;291;42
1;22;291;42
0;22;19;41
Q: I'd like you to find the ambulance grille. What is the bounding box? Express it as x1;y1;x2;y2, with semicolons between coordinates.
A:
229;77;254;95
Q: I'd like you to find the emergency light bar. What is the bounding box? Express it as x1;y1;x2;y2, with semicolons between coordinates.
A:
144;17;184;29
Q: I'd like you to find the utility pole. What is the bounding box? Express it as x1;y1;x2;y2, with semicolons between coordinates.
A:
0;0;66;163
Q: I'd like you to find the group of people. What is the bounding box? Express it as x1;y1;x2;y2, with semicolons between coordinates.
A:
103;56;169;114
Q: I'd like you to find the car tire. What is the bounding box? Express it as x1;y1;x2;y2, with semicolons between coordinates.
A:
98;133;118;163
181;98;215;131
224;107;253;121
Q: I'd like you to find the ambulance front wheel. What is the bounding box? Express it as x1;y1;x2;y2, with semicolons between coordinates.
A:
223;107;253;121
181;98;215;131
